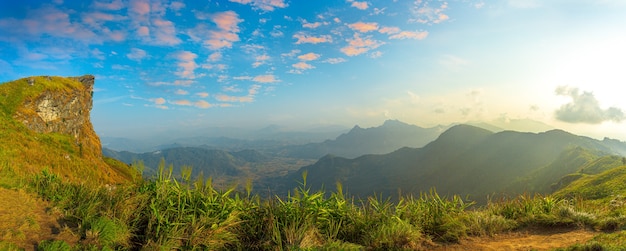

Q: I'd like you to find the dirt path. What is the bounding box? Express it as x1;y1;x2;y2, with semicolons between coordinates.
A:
0;187;78;250
432;228;597;251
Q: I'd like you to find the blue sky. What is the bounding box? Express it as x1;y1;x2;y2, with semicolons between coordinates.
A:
1;0;625;140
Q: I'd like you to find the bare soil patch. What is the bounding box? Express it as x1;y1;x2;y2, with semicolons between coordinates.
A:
432;227;597;251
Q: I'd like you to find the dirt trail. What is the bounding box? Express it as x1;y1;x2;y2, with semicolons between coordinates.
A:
0;187;78;250
432;228;597;251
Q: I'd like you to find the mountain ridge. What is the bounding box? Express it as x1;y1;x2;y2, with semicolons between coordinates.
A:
288;124;625;203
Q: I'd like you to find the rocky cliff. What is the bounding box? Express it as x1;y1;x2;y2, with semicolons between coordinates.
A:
0;75;133;183
13;75;102;157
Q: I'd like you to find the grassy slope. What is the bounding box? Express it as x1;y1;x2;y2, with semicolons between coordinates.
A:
0;76;136;184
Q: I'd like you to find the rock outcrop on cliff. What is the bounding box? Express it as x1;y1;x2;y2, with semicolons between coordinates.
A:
0;75;134;183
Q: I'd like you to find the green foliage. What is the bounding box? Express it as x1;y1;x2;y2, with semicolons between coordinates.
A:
24;159;626;250
37;240;71;251
0;241;22;251
559;230;626;251
556;166;626;201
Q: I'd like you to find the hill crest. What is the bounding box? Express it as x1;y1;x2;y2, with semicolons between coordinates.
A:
0;75;134;183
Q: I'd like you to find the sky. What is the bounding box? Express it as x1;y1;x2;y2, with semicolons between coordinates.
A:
1;0;625;141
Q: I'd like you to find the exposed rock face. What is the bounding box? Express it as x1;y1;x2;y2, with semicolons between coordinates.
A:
14;75;102;156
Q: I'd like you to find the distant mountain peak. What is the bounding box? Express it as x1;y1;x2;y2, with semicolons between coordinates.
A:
382;119;409;127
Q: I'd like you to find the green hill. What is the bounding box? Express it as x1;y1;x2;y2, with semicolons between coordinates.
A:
555;164;626;202
0;76;135;183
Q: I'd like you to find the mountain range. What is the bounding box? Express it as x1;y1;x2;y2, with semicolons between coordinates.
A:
287;124;626;204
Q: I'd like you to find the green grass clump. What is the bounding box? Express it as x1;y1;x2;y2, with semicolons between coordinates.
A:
24;159;626;250
558;230;626;251
37;240;71;251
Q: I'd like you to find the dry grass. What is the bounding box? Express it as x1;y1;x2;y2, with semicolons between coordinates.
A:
0;187;79;250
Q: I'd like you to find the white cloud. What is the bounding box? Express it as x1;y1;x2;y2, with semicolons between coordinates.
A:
324;57;347;64
389;30;429;40
196;92;209;98
379;26;401;34
175;89;189;95
411;1;449;24
555;86;625;124
253;74;279;83
281;49;301;58
126;48;147;61
194;100;212;108
229;0;288;11
215;84;261;103
293;33;332;44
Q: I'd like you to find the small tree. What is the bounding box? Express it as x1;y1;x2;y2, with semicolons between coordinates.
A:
622;157;626;165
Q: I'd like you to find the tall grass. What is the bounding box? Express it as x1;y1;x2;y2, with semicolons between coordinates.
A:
30;163;623;250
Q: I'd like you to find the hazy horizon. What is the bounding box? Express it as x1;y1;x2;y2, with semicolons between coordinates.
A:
1;0;625;141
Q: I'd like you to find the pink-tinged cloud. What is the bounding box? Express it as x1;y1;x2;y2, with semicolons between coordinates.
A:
351;1;369;10
303;21;327;29
137;26;149;36
128;0;181;45
194;100;212;108
130;0;150;16
378;26;400;34
126;48;147;61
216;94;254;103
293;33;332;44
389;30;429;40
153;97;166;105
175;89;189;95
201;11;242;50
229;0;287;11
253;55;270;68
208;52;222;62
212;11;242;31
173;100;192;106
196;92;210;98
341;33;384;56
173;51;198;79
93;0;125;11
348;22;379;33
153;18;181;45
174;80;194;86
253;74;279;83
0;6;97;43
298;52;320;61
256;54;270;61
324;57;347;64
170;1;185;11
216;84;261;103
293;62;314;70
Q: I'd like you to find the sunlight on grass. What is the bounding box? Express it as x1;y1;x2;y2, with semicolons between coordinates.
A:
21;162;626;250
